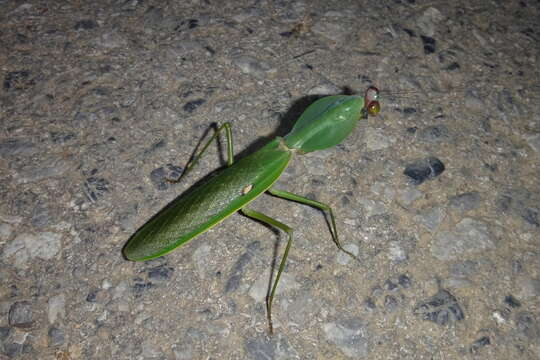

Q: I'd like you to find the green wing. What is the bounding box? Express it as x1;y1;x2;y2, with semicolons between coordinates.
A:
124;138;291;261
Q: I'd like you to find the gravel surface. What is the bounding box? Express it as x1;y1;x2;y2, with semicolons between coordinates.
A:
1;0;539;359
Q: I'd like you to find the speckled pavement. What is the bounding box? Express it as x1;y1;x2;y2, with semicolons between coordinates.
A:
1;1;539;359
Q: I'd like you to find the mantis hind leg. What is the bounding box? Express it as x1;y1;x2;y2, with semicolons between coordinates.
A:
172;122;234;182
240;207;293;335
268;188;359;261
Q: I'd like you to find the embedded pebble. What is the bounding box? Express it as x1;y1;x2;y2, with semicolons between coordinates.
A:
9;301;33;328
517;278;540;299
336;243;359;265
416;7;444;37
443;277;473;289
399;187;423;206
515;312;539;340
415;207;445;231
323;318;369;358
233;56;275;79
48;294;65;324
48;327;64;347
0;139;37;156
141;340;163;358
3;232;62;269
431;218;495;260
307;83;341;96
244;336;275;360
311;19;350;42
0;222;14;241
226;242;260;293
450;260;478;278
365;128;394;151
16;158;72;184
497;189;539;228
95;32;128;49
404;157;445;185
248;270;300;302
387;241;407;263
417;125;449;143
524;133;540;152
449;191;481;212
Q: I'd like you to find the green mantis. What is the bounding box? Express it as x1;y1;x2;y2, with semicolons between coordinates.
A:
123;87;381;333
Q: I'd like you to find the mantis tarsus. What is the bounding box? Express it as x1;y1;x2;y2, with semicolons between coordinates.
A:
123;87;381;333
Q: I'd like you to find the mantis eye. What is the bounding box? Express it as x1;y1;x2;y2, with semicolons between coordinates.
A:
367;100;380;116
365;86;379;103
364;86;380;116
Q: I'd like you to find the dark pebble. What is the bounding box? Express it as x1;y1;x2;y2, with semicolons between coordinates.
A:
183;99;206;113
406;127;417;134
384;279;399;291
133;280;153;297
417;125;449;142
83;177;110;202
497;189;539;227
148;265;174;281
445;62;460;71
404;157;445;185
512;260;523;274
50;132;76;144
48;327;65;347
0;326;12;341
398;274;412;288
384;295;399;312
175;19;199;32
31;203;52;227
5;342;23;357
470;336;490;353
150;164;183;190
504;295;521;309
421;35;436;54
402;28;416;37
74;19;97;30
3;70;34;91
363;297;377;311
86;289;98;302
8;301;33;328
413;289;464;325
515;311;539;340
449;191;481;212
403;107;417;115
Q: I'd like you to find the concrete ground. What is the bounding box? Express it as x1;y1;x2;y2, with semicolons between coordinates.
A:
0;0;538;359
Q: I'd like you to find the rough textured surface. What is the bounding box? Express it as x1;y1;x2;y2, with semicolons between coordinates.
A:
0;0;539;359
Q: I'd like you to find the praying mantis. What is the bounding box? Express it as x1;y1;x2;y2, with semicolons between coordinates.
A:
123;87;381;333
